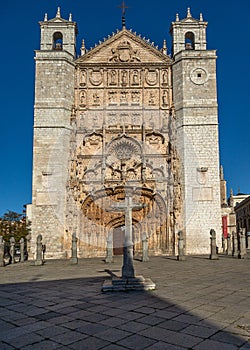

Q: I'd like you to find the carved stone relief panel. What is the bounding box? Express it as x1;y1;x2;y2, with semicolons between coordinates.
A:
89;69;103;86
108;40;141;63
145;89;158;106
145;69;159;86
107;113;117;126
88;89;103;107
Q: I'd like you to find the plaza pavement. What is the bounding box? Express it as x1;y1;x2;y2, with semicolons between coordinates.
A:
0;253;249;349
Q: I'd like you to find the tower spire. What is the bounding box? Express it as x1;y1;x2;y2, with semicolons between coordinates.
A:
118;1;129;29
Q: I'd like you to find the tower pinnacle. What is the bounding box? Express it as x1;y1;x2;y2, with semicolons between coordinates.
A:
56;7;61;18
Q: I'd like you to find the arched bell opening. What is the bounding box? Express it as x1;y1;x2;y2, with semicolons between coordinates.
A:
185;31;195;50
53;31;63;50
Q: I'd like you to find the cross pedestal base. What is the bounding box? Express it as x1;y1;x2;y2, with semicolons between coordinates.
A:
102;275;156;292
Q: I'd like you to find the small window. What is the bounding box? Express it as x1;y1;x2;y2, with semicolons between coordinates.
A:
185;32;195;50
197;73;202;78
53;32;63;50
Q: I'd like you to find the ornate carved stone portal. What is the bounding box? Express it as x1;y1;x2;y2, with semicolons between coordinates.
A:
65;29;182;258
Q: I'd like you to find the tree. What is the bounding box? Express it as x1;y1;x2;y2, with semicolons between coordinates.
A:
0;210;31;244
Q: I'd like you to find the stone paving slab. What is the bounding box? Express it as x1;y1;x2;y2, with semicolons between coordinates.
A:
0;254;249;349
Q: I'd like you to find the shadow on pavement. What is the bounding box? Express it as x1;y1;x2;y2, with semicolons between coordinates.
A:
0;264;249;349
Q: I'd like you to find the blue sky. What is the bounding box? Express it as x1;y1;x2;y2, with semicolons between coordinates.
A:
0;0;249;216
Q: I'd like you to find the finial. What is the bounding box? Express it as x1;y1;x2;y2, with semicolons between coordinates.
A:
162;39;167;55
80;39;86;56
187;7;191;18
44;13;48;21
230;188;233;197
176;13;179;21
118;1;129;29
69;13;72;22
200;13;203;21
56;7;61;18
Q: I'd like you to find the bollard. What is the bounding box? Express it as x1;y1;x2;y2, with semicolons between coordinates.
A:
226;233;232;255
105;231;113;263
0;236;4;267
35;234;43;265
222;234;225;253
177;231;185;261
70;232;78;264
10;237;15;264
20;238;25;263
210;229;219;260
238;228;247;259
142;233;149;262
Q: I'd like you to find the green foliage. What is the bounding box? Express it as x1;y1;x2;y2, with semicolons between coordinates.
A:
0;210;31;244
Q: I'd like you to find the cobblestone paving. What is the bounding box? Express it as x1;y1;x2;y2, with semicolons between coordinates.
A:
0;254;249;349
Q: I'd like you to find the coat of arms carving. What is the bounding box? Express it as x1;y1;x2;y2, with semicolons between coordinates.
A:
109;41;140;63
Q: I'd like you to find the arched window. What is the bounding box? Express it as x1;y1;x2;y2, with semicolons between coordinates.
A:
185;32;195;50
53;32;63;50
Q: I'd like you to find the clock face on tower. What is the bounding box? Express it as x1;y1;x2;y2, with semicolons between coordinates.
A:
190;67;208;85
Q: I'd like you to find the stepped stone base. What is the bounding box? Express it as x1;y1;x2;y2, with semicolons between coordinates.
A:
102;275;156;292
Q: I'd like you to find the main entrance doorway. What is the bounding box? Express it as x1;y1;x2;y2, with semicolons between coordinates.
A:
113;226;125;255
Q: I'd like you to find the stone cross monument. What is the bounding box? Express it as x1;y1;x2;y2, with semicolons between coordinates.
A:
108;193;145;279
102;190;155;291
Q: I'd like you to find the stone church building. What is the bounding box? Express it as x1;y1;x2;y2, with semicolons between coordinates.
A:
30;7;221;259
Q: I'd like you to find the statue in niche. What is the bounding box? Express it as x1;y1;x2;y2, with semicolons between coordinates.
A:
132;70;139;85
162;70;168;85
162;91;168;106
110;70;117;85
121;70;128;86
80;70;86;85
80;91;86;106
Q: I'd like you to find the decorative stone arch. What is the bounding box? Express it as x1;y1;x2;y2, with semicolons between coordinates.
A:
79;185;173;256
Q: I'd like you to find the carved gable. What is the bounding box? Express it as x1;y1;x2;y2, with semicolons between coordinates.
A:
76;29;172;65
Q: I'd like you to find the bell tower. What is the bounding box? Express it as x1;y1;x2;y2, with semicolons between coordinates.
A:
171;8;221;254
31;8;77;259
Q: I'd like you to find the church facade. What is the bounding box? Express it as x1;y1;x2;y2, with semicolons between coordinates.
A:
30;7;221;259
